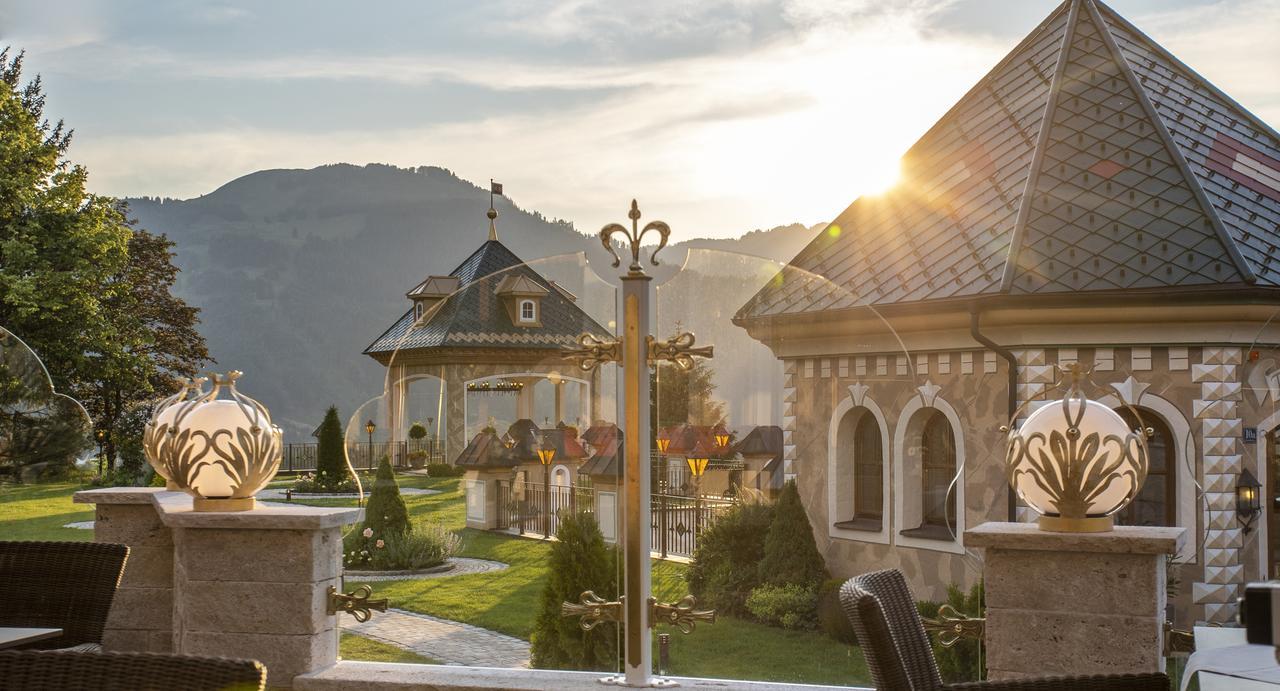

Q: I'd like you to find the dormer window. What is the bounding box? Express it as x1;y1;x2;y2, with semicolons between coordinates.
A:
495;273;548;328
415;303;425;320
520;300;537;323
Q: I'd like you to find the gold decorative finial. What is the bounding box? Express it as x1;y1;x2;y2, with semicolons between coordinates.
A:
488;205;498;241
600;199;671;275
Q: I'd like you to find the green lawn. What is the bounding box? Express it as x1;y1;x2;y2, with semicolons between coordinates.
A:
339;632;438;665
0;475;870;686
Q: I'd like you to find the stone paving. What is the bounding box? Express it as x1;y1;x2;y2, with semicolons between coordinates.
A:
346;557;508;582
342;608;530;668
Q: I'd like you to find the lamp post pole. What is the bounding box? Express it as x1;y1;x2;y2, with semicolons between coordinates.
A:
562;201;715;687
365;420;376;468
538;441;556;539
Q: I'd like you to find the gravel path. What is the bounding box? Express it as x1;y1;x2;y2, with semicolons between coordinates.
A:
342;608;530;668
345;557;509;582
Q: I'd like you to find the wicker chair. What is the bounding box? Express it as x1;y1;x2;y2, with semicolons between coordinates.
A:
0;649;266;691
0;541;129;651
839;569;1170;690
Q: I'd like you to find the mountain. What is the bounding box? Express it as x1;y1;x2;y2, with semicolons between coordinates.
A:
126;163;820;440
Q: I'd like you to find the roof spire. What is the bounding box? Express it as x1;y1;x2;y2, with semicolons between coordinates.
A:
488;179;504;241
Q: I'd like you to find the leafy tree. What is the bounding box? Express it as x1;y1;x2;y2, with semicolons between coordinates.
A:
530;510;619;671
0;49;208;472
686;501;774;616
408;421;427;440
758;480;829;589
362;456;410;537
315;406;347;488
653;360;726;429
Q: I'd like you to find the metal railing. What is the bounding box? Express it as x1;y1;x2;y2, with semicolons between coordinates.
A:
280;439;445;472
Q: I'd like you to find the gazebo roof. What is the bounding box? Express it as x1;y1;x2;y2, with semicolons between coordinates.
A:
454;430;518;469
738;0;1279;322
365;238;610;356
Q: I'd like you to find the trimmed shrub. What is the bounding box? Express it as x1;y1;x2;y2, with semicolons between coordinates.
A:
363;457;410;537
315;406;347;489
427;463;465;478
530;510;619;671
917;581;985;683
291;471;360;494
817;577;858;645
746;583;818;630
758;480;828;589
408;421;428;440
686;501;775;616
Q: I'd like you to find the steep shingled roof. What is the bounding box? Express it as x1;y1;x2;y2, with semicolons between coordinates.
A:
365;239;611;355
736;0;1278;321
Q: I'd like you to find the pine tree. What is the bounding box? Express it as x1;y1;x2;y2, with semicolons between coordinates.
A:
315;406;346;489
363;456;410;537
530;510;619;671
758;480;828;588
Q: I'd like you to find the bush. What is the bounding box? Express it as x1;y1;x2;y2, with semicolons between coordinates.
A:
315;406;348;490
291;471;360;494
686;500;775;616
345;522;461;571
758;480;828;590
530;510;619;671
363;457;410;537
746;583;818;630
817;577;858;645
426;463;464;478
918;581;984;683
408;421;427;440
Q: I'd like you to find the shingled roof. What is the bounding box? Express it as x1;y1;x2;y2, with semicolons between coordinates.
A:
737;0;1279;321
365;239;611;355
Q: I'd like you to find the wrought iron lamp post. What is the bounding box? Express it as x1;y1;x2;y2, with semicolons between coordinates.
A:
1237;468;1262;534
686;442;710;535
562;200;715;687
365;420;376;466
95;428;107;476
538;438;556;539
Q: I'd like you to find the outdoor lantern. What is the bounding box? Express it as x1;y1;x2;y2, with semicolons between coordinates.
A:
537;440;556;466
691;455;711;478
713;425;731;449
365;419;376;436
1237;468;1262;534
1004;364;1149;533
502;432;516;449
143;376;205;490
656;433;671;454
165;371;282;512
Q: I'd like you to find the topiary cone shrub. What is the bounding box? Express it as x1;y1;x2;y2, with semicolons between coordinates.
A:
362;456;410;538
530;510;619;671
315;405;348;490
758;479;828;588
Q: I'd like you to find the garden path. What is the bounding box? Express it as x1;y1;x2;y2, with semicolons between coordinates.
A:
346;557;508;582
342;608;530;668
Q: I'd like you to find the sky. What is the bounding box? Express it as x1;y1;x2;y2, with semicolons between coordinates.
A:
3;0;1278;240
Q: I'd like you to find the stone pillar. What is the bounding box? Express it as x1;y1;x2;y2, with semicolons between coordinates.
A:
967;522;1185;680
74;488;174;653
76;489;360;688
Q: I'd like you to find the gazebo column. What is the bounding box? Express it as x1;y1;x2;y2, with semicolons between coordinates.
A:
515;377;538;421
554;381;564;425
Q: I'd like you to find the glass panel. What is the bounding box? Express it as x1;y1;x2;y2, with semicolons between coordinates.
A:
0;326;94;480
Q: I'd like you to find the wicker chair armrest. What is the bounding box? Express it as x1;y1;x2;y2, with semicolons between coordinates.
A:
946;672;1169;691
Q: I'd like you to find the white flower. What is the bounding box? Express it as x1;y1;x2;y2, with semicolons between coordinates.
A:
375;539;385;549
362;528;373;538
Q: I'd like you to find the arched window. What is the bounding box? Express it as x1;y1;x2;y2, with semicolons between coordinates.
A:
1115;407;1175;527
519;299;536;322
919;411;956;529
853;413;883;522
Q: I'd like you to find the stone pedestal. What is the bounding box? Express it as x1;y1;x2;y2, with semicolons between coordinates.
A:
464;470;507;530
966;521;1185;680
76;488;360;688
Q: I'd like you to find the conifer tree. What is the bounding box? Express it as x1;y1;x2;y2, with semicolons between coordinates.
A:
758;480;828;588
363;456;410;537
530;510;619;671
315;406;346;488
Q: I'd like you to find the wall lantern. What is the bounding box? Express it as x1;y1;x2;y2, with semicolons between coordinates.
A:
165;371;282;512
1003;364;1149;533
143;376;206;490
1237;468;1262;534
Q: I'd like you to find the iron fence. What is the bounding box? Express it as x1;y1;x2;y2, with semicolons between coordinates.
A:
279;439;444;473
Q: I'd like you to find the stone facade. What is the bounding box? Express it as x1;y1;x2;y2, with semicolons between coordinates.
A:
786;343;1278;622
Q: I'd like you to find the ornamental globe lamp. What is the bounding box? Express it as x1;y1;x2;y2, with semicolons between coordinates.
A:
165;371;283;512
143;376;207;490
1004;364;1149;533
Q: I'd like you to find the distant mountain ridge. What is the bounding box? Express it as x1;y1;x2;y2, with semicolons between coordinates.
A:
126;163;820;439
